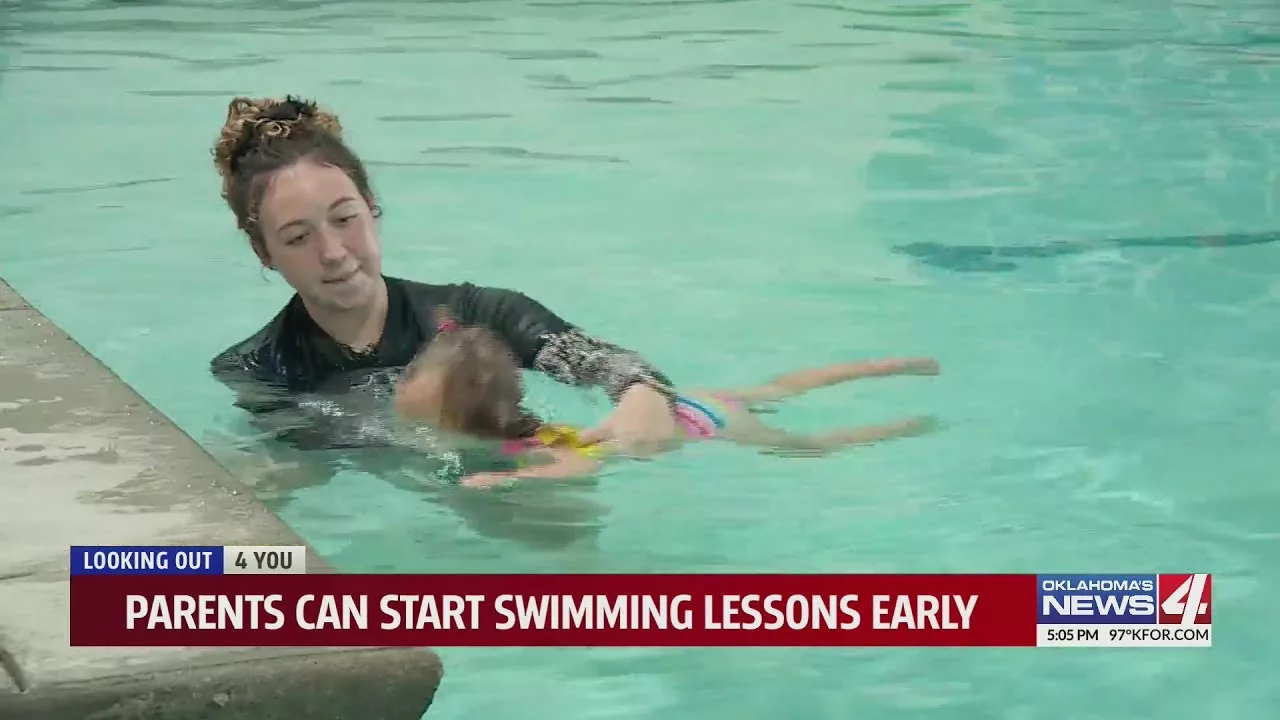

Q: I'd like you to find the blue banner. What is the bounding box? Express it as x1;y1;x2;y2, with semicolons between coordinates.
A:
1036;574;1158;624
70;546;224;575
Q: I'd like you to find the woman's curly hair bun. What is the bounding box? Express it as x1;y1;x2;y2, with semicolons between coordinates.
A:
212;95;343;186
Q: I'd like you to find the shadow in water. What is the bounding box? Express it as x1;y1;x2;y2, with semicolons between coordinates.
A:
893;230;1280;272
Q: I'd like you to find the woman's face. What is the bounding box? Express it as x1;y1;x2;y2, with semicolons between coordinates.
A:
256;160;383;312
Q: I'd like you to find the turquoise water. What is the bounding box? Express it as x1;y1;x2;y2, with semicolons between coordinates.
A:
3;0;1279;716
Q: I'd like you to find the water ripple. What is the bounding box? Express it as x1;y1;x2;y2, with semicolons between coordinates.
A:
0;206;38;219
8;64;108;73
588;29;775;42
797;2;971;18
365;161;472;169
420;146;627;164
573;62;825;89
500;49;603;60
20;48;180;60
378;113;511;123
579;96;673;105
842;21;1154;50
129;89;249;97
530;0;752;6
21;178;175;196
894;232;1280;273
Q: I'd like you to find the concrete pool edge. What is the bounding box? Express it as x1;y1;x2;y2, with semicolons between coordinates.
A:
0;279;444;719
4;647;444;720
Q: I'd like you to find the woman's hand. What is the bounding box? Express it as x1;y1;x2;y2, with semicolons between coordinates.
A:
462;449;604;488
577;383;680;456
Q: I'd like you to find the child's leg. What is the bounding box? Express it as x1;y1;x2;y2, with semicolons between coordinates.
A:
708;357;940;405
722;414;937;457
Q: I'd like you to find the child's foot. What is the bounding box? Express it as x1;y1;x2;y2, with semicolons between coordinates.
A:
901;414;941;435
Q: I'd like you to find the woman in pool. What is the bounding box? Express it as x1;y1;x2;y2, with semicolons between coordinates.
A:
209;95;681;455
395;310;941;488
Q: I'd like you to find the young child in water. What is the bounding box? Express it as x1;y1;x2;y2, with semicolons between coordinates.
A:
394;309;940;488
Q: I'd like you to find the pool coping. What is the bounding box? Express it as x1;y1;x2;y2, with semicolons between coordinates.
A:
0;279;444;719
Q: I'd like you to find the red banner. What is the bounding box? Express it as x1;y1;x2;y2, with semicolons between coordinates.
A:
70;573;1037;647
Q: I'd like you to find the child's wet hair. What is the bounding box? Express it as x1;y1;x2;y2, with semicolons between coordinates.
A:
405;308;541;439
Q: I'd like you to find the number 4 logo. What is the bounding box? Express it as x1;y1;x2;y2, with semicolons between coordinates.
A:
1161;574;1210;624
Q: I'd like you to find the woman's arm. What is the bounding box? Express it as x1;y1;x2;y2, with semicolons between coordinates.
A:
210;348;395;451
211;351;295;414
448;283;678;406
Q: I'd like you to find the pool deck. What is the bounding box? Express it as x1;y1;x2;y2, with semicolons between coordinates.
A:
0;280;444;719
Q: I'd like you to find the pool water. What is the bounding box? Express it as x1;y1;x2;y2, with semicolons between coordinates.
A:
3;0;1279;717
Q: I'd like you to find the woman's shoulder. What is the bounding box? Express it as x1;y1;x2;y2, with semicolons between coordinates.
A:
391;277;505;307
390;276;470;315
392;278;549;326
209;300;298;375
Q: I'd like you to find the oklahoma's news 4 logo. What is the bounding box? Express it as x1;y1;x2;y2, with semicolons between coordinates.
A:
1158;573;1212;625
1036;572;1213;625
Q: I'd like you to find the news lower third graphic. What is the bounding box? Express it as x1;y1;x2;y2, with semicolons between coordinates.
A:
1036;574;1212;647
68;547;1214;649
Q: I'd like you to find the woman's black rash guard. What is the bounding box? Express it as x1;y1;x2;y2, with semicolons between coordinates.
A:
210;276;677;451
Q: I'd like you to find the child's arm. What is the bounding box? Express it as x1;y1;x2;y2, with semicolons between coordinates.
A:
461;447;604;488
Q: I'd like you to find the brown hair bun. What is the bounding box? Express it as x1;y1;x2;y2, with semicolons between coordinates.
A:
211;95;343;194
